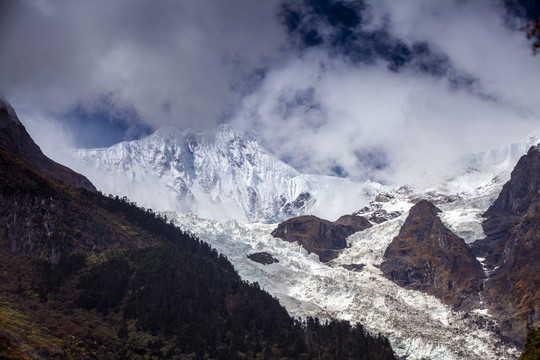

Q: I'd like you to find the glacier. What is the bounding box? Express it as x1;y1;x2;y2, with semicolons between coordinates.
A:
172;207;517;360
60;124;540;359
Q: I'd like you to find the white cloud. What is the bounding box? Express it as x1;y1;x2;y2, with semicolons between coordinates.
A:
2;0;539;188
234;44;539;185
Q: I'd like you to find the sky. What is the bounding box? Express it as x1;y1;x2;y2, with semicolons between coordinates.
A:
1;0;540;186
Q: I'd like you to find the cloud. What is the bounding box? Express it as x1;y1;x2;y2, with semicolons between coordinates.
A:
233;0;540;185
0;0;286;142
2;0;540;188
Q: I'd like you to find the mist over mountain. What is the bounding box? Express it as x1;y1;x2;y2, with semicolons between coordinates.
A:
3;0;540;188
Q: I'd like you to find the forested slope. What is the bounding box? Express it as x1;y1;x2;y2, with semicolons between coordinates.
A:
0;147;396;359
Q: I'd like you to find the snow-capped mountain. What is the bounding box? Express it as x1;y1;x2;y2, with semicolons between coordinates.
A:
62;124;382;223
62;124;540;359
167;133;538;360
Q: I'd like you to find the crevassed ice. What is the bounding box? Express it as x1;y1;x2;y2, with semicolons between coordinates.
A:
173;209;518;360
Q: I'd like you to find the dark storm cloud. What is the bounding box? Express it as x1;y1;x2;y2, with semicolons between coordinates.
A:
279;0;486;97
281;0;447;73
504;0;540;21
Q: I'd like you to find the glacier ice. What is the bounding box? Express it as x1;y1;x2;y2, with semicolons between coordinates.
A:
172;208;518;360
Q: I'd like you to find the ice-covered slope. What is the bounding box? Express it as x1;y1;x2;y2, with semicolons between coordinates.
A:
172;210;518;360
63;125;381;223
62;123;539;359
432;130;540;243
162;131;539;359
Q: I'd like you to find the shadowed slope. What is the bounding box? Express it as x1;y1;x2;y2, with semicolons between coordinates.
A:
0;98;95;192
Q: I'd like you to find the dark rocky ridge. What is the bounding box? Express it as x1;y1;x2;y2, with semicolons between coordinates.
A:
380;200;484;310
334;214;373;229
0;98;95;192
272;214;372;262
475;145;540;266
473;145;540;345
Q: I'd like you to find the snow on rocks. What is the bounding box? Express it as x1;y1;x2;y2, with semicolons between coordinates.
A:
172;211;519;360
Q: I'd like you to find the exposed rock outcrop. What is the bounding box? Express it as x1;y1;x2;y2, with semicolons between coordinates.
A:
0;98;95;192
476;145;540;266
473;145;540;345
272;214;372;262
334;214;373;232
380;200;484;310
247;252;279;265
342;263;365;272
354;201;402;224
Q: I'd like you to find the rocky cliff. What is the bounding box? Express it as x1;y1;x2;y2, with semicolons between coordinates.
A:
475;145;540;345
271;214;372;262
380;200;484;310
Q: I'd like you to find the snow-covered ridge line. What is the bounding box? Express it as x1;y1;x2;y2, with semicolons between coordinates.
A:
62;124;383;223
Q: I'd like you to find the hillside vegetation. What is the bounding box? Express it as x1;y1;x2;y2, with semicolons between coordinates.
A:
0;148;396;359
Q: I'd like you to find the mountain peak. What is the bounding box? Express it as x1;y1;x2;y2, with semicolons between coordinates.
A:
409;199;441;217
67;123;378;222
484;144;540;223
381;200;484;310
0;96;20;125
529;143;540;154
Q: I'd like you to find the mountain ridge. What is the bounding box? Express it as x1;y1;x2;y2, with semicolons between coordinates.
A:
64;124;382;223
473;145;540;344
0;98;96;192
380;200;485;310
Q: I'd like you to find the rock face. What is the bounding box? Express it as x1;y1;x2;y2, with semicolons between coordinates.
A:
0;98;95;192
247;252;279;265
380;200;484;310
474;145;540;345
271;214;372;262
477;145;540;265
334;214;373;231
